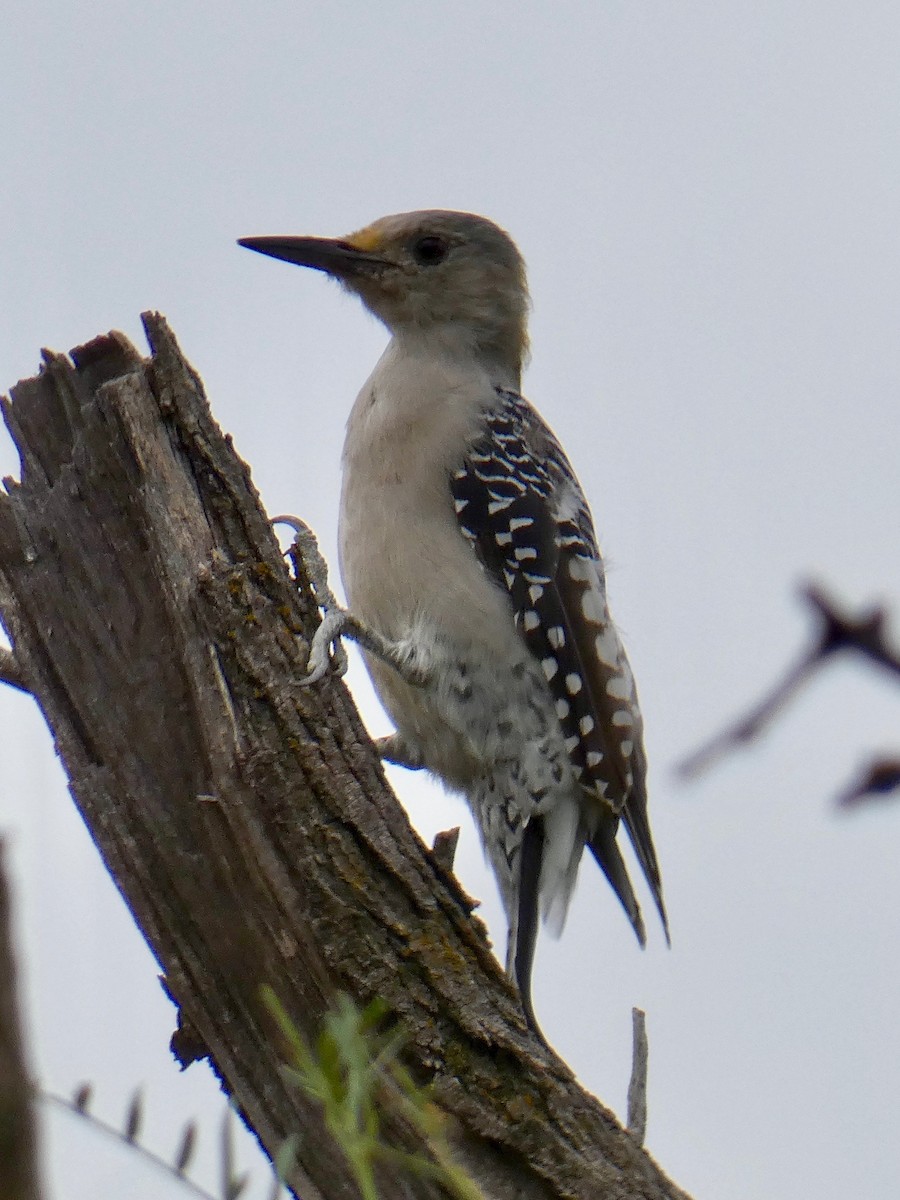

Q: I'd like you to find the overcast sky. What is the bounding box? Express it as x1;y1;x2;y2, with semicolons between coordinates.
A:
3;3;900;1198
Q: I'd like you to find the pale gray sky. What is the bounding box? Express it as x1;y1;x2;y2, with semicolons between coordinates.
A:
3;3;900;1198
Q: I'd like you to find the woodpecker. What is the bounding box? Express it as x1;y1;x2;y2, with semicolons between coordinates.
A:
240;211;667;1032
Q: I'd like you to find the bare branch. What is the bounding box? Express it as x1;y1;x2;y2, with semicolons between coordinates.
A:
0;646;28;693
802;582;900;676
678;582;900;779
42;1090;217;1200
677;643;822;779
626;1008;648;1146
836;758;900;810
431;827;461;873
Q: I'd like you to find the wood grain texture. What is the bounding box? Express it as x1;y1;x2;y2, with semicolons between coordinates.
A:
0;843;45;1200
0;314;689;1200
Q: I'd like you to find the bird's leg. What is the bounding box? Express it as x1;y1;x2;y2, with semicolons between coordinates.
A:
274;515;432;689
274;514;349;680
376;732;426;770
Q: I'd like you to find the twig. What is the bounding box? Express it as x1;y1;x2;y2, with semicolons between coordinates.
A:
677;644;822;778
41;1091;218;1200
626;1008;648;1146
0;647;28;693
678;582;900;779
836;758;900;810
430;828;460;874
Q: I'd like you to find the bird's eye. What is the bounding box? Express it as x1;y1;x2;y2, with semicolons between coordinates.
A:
412;235;449;266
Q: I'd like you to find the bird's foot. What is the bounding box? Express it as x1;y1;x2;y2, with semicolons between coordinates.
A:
274;515;343;613
376;732;426;770
274;515;349;681
274;515;431;689
318;614;432;689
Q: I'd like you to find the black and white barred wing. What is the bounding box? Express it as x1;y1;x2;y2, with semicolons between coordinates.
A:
451;389;667;939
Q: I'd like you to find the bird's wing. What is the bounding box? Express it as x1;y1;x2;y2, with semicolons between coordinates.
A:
450;388;667;940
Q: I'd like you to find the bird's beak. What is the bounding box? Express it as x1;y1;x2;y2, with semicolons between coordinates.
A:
237;235;389;279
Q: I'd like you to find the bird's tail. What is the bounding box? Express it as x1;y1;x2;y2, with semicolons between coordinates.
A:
621;778;670;945
587;817;647;947
512;815;545;1038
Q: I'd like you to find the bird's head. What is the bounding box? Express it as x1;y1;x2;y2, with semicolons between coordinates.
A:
239;210;530;382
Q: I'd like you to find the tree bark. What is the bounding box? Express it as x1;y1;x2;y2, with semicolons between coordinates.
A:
0;315;689;1200
0;841;45;1200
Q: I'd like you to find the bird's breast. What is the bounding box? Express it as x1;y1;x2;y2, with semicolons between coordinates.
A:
337;346;539;777
338;348;509;640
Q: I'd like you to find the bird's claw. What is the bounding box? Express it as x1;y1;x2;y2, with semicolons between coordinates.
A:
273;515;350;684
272;514;431;690
299;608;351;685
273;515;343;611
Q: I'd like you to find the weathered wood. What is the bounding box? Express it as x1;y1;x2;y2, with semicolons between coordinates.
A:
0;315;689;1200
0;841;45;1200
0;647;26;691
